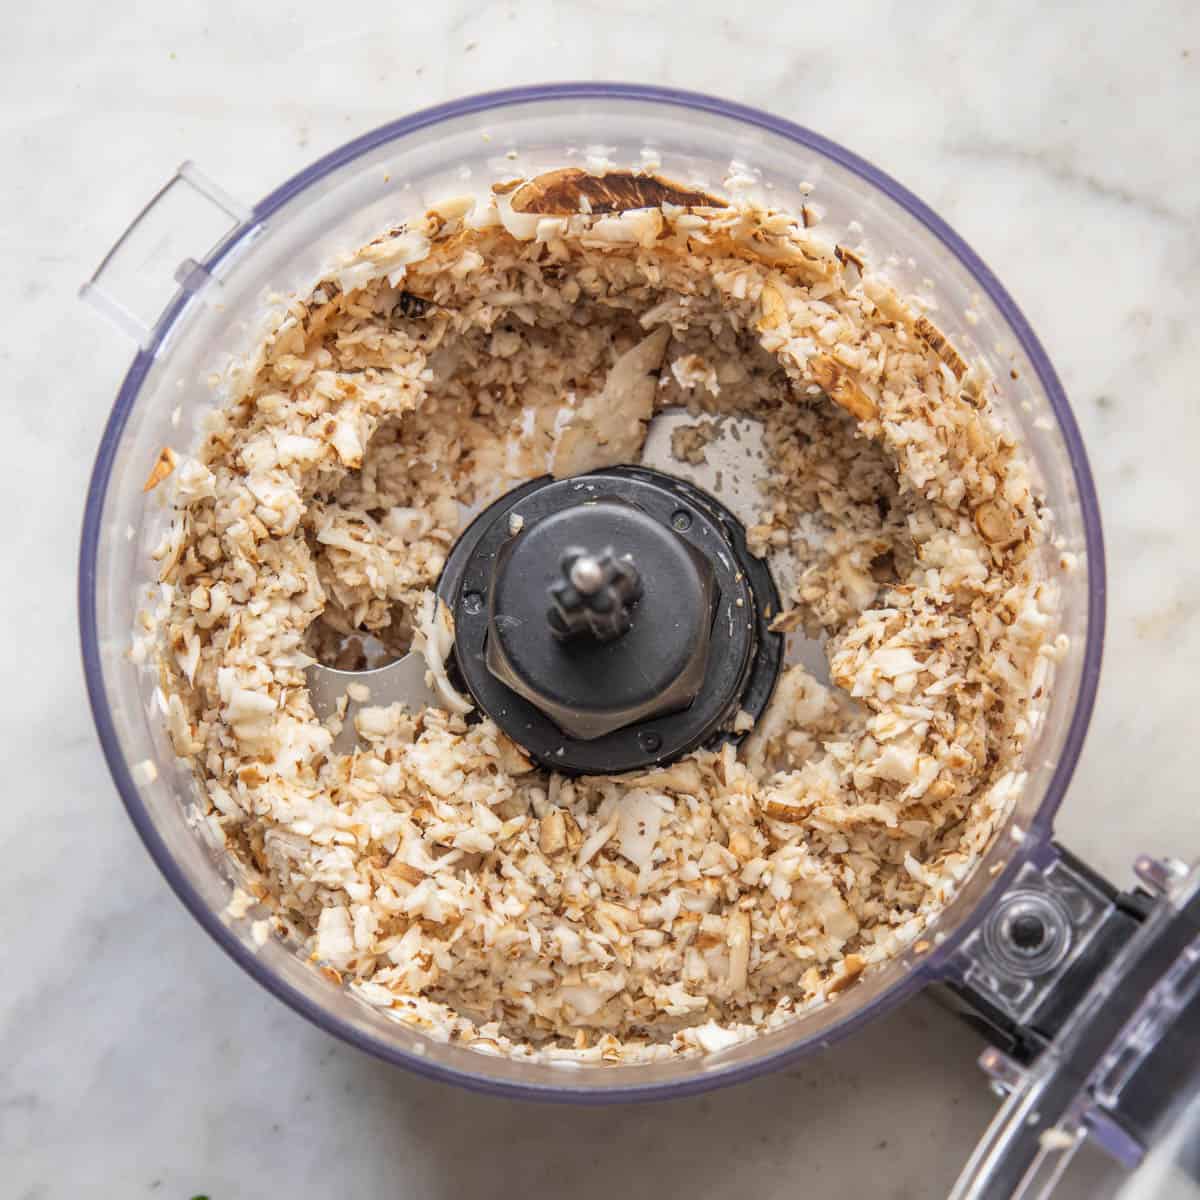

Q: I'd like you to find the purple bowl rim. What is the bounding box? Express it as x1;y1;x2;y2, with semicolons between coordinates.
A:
78;81;1107;1103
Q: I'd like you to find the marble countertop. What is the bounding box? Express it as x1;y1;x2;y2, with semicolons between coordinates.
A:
5;2;1197;1196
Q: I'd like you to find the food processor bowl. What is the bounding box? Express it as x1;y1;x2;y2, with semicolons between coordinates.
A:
79;83;1105;1101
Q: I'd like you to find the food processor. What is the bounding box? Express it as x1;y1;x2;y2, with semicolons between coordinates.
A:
78;83;1200;1199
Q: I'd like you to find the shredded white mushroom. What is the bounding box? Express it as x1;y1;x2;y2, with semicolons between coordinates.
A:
148;173;1060;1065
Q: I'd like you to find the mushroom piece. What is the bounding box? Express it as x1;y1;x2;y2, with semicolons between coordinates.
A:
550;326;672;477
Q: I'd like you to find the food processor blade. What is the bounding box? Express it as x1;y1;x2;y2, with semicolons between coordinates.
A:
304;653;441;754
302;408;784;760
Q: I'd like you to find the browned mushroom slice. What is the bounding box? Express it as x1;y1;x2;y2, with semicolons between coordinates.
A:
974;500;1020;547
834;244;866;272
143;446;178;492
914;314;968;381
809;354;878;422
510;168;726;215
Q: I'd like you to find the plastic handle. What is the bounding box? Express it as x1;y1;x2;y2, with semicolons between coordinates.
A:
80;162;251;349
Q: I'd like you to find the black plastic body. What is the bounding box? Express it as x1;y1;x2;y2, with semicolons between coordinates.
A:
939;847;1144;1065
941;847;1200;1196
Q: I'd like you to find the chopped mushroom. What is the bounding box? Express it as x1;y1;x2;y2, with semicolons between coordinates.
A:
550;326;671;477
148;168;1057;1064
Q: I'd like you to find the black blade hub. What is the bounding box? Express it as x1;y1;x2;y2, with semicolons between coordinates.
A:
436;466;782;775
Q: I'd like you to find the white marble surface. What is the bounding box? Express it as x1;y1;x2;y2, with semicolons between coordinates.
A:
4;2;1198;1197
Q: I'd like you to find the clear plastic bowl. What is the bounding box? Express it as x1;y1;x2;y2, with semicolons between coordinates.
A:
79;83;1105;1100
